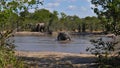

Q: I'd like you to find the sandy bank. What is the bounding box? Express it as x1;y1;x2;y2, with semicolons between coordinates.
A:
15;51;97;68
15;32;45;36
15;51;95;58
14;31;58;36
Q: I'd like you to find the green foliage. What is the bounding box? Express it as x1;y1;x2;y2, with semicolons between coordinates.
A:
90;0;120;67
81;22;86;32
0;0;43;30
5;9;101;32
91;0;120;35
87;38;116;56
0;0;101;32
0;0;43;68
86;38;120;68
33;9;52;23
0;30;24;68
0;10;12;31
84;16;100;32
0;0;43;12
65;15;81;31
87;0;120;68
18;9;100;32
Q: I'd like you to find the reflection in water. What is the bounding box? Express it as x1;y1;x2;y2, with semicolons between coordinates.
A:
14;35;112;54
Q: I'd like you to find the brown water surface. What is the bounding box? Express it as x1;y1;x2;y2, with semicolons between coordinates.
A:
14;35;112;54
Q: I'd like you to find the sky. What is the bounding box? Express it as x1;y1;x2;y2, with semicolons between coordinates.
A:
29;0;96;18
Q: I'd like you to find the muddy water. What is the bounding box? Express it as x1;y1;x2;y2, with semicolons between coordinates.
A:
14;35;112;54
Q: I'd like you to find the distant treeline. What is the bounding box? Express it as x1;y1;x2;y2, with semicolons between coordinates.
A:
0;9;107;32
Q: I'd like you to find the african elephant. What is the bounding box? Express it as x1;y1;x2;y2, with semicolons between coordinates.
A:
57;32;71;41
32;23;45;32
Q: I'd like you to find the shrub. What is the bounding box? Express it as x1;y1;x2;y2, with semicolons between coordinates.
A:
0;30;24;68
86;38;120;68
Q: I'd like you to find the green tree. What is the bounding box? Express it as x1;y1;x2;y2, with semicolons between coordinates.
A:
59;12;67;30
81;22;86;32
48;11;59;31
87;0;120;67
18;10;31;31
0;0;43;31
0;0;43;67
65;15;81;31
84;16;100;32
8;12;19;30
91;0;120;35
33;9;52;23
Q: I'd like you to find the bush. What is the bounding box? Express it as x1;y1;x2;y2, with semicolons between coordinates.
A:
0;30;24;68
86;38;120;68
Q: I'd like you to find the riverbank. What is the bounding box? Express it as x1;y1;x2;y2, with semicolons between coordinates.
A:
15;31;104;36
15;31;59;37
15;31;45;36
15;51;97;68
